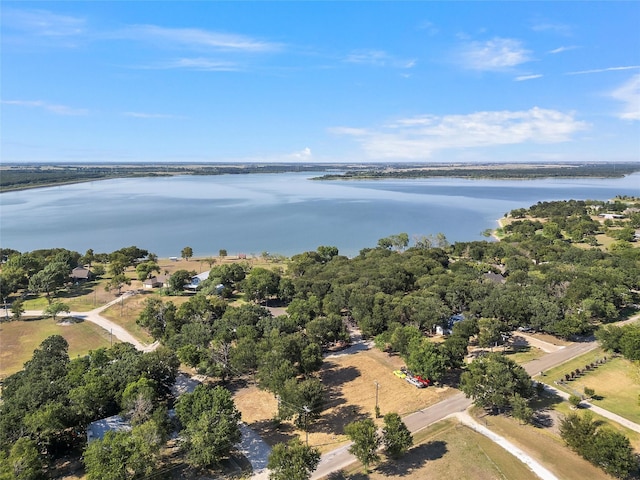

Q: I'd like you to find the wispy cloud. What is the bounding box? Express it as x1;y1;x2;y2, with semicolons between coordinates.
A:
345;49;416;69
567;65;640;75
331;107;588;159
548;46;578;55
123;112;184;119
2;99;88;116
457;38;532;71
139;57;241;71
515;74;543;82
2;8;86;37
530;21;573;36
114;24;282;53
610;74;640;121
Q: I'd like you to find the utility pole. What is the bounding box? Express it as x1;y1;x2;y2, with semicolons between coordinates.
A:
303;405;311;445
374;381;380;418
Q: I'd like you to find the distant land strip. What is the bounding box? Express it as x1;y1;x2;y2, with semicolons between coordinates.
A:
1;162;639;192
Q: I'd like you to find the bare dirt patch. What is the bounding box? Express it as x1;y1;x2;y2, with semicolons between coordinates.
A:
233;346;459;453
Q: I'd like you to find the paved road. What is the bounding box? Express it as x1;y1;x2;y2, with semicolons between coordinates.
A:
309;328;640;480
23;291;158;351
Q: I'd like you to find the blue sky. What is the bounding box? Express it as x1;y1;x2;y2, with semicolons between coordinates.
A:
2;1;639;164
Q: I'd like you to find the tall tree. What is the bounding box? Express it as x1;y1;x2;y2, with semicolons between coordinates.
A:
181;246;193;261
344;418;380;473
43;301;70;323
267;438;320;480
382;412;412;458
459;353;533;413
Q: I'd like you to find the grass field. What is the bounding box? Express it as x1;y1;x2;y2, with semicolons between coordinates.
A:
331;418;539;480
0;317;116;378
541;348;640;425
469;409;614;480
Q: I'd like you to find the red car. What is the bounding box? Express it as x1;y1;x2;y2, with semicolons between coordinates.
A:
414;375;431;387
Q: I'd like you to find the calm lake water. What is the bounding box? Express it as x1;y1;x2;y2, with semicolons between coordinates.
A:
1;172;639;257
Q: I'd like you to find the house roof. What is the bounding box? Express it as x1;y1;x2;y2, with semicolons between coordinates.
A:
71;266;92;279
87;414;131;443
483;272;506;284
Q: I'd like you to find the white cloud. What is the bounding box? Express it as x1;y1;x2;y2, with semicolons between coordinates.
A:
141;57;241;71
2;99;88;116
288;147;312;160
530;21;573;36
331;107;588;159
548;46;578;54
515;74;543;82
457;38;532;71
345;49;416;69
567;65;640;75
2;8;86;37
610;74;640;121
115;24;282;52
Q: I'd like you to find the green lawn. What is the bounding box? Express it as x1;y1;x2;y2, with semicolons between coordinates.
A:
541;348;640;425
333;418;539;480
0;317;116;378
21;278;117;312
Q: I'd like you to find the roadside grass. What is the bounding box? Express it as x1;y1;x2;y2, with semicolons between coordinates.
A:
540;348;640;424
0;317;116;378
552;401;640;452
100;293;156;344
468;409;613;480
503;344;545;364
332;418;538;480
541;347;607;383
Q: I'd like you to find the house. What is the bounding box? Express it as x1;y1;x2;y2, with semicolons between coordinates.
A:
70;266;93;282
185;270;210;291
87;414;131;443
143;275;169;289
436;314;465;335
482;272;506;284
598;213;625;220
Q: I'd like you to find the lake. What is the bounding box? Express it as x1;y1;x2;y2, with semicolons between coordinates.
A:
1;172;639;257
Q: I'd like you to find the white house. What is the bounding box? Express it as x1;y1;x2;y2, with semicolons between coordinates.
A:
185;270;210;290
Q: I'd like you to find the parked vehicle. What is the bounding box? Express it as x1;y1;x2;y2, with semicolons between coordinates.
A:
414;375;431;387
405;376;425;388
393;370;407;379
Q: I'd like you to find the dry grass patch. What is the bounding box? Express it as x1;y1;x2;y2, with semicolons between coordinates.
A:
333;418;539;480
0;318;115;378
232;347;459;453
469;409;613;480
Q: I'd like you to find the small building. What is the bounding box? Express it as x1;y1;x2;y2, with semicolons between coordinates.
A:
143;275;169;289
87;414;131;443
185;270;210;291
482;272;506;284
70;266;93;282
436;314;465;336
598;213;625;220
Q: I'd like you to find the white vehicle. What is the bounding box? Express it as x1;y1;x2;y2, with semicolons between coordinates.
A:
405;376;425;388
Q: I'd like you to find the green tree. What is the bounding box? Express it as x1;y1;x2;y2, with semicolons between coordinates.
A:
344;418;380;473
43;301;70;323
181;246;193;261
219;249;227;258
168;269;192;293
135;261;160;281
0;437;44;480
267;438;320;480
405;337;447;383
11;298;25;321
459;353;533;413
510;394;533;424
382;412;412;458
243;267;281;304
105;274;131;296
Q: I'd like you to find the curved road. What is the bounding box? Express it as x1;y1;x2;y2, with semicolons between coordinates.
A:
23;291;159;352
